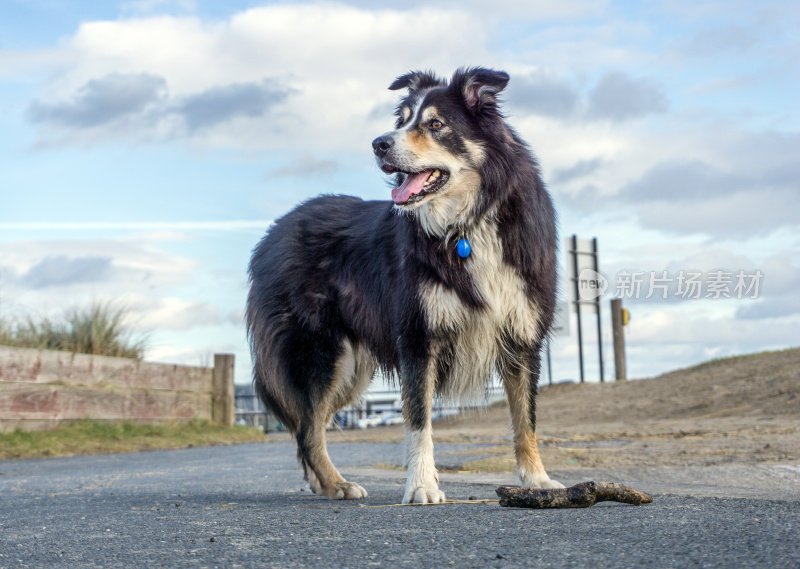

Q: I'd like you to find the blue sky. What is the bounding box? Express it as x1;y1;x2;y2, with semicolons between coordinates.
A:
1;0;798;384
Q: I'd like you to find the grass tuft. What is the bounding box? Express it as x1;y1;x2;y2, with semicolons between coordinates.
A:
0;301;147;359
0;420;266;460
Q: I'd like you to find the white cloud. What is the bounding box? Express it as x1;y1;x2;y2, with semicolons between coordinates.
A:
120;0;196;16
27;71;292;143
0;237;196;317
586;71;667;121
679;24;758;57
550;157;604;185
628;306;800;348
127;296;224;331
24;4;489;150
0;238;192;281
28;73;167;128
539;117;800;239
20;255;114;289
632;189;799;238
145;344;217;368
734;254;800;320
176;79;288;132
358;0;607;21
505;68;580;119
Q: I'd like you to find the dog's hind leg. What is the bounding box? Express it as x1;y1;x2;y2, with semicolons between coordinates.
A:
297;423;367;500
297;339;374;500
500;344;564;489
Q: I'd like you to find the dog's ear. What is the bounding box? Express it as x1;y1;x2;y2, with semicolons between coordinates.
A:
389;70;443;93
453;67;510;114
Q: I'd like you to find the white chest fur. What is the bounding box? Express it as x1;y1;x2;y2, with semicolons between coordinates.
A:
418;220;541;400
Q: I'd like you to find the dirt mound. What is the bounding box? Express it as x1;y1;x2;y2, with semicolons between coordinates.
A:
536;347;800;431
325;348;800;471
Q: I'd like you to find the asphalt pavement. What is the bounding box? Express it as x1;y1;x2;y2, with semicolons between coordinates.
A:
1;440;798;568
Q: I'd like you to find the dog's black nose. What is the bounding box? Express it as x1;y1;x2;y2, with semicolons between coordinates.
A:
372;135;393;157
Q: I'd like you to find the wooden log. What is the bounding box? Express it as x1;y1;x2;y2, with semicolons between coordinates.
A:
496;482;653;509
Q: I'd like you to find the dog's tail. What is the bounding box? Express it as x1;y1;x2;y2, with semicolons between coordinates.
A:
245;288;301;435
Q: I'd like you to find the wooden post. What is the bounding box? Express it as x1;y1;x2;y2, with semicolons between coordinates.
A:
212;353;235;426
610;298;626;381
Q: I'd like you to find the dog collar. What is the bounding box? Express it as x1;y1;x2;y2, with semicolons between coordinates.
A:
456;237;471;259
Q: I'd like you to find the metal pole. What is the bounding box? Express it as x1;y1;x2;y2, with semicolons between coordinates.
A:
571;234;585;383
592;238;604;383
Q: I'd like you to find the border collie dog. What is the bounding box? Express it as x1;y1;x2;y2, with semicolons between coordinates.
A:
247;67;562;503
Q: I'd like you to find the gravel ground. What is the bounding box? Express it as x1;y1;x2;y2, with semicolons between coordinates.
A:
2;441;799;569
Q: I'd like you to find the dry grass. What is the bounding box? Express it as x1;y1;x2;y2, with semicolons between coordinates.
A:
0;420;266;460
0;302;147;359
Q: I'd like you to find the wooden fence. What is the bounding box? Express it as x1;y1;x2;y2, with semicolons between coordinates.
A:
0;346;234;432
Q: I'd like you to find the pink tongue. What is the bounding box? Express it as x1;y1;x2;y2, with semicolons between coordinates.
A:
391;171;432;204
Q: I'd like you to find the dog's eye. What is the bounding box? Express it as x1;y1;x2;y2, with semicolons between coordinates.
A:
430;119;444;130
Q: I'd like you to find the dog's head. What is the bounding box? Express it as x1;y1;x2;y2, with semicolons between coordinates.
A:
372;67;510;235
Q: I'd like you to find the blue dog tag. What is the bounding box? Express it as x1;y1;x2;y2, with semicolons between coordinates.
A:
457;238;471;259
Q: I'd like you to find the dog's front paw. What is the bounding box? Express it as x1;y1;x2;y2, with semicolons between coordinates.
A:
520;471;565;489
323;481;368;500
403;484;446;504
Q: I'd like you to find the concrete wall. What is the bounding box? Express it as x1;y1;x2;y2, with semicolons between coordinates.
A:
0;346;234;432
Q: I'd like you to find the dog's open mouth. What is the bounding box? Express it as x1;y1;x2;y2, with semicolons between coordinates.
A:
382;166;450;205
